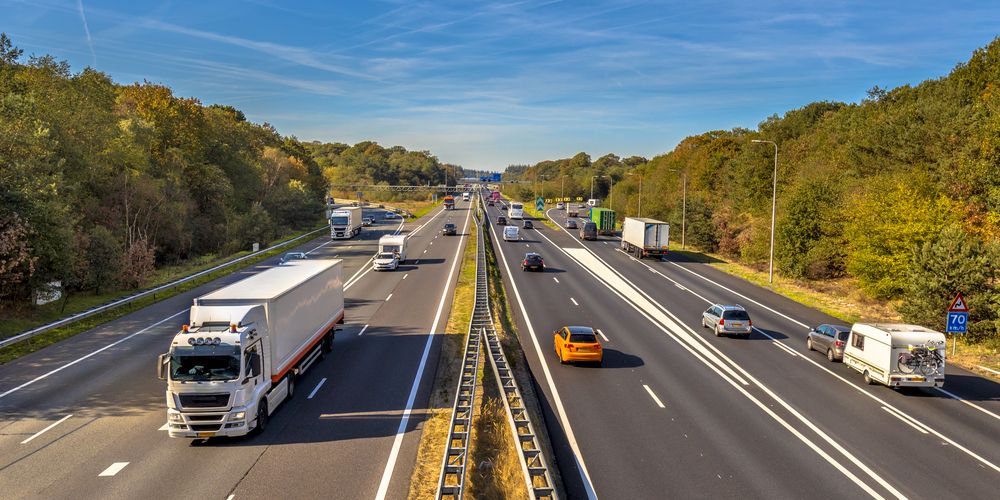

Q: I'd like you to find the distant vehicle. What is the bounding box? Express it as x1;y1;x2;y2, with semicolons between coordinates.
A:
508;202;524;220
384;211;400;220
807;324;851;362
579;221;597;240
497;215;507;225
279;252;307;265
503;225;520;241
330;207;363;239
521;252;544;272
491;191;501;202
373;235;406;271
159;260;344;437
556;202;565;210
487;199;495;206
565;219;578;229
587;198;600;207
553;326;603;366
567;204;579;217
462;192;470;201
590;207;616;235
523;220;534;229
621;217;669;258
443;195;455;209
442;223;457;236
362;217;374;227
351;201;359;206
702;304;752;338
844;323;946;387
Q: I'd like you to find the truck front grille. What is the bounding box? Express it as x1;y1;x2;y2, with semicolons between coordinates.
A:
189;424;223;432
179;393;230;408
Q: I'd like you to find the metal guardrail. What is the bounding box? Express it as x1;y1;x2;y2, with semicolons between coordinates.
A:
0;226;328;350
436;205;485;499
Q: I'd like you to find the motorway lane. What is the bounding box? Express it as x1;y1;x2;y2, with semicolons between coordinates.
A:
0;202;470;499
541;205;1000;498
481;207;867;499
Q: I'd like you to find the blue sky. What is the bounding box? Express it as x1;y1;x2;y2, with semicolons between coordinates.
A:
3;1;1000;169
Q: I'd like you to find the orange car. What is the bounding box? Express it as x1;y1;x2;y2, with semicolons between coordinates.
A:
554;326;603;366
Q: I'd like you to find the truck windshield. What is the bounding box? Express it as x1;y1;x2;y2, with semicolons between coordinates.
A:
170;345;241;381
330;216;349;225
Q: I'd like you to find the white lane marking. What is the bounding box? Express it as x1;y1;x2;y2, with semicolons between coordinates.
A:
486;210;599;500
933;387;1000;422
643;384;666;408
977;365;1000;376
423;249;427;254
226;495;235;500
881;406;928;434
597;329;609;342
526;244;530;247
403;273;409;280
570;297;579;306
307;378;327;399
98;462;129;477
0;309;188;400
772;340;799;357
385;293;393;302
374;195;472;500
358;324;369;336
430;241;433;245
158;423;169;431
603;241;608;245
20;414;72;444
553;277;559;283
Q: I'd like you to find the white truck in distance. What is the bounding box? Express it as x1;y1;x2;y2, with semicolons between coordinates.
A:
158;259;344;438
843;323;946;388
330;206;363;239
373;234;406;271
462;192;470;201
621;217;670;259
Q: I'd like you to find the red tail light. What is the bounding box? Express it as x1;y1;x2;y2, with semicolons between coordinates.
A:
593;344;602;350
719;318;725;326
835;340;844;348
522;260;528;265
748;320;752;327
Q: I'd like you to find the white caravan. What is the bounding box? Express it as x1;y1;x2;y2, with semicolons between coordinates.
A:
843;323;946;388
373;234;406;271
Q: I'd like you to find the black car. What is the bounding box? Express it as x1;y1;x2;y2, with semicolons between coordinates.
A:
442;223;457;236
498;215;507;225
523;220;534;229
521;252;544;271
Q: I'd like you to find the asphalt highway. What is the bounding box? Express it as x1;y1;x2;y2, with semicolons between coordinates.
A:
482;193;1000;500
0;200;473;500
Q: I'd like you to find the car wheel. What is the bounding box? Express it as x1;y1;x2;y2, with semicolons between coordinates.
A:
254;399;269;434
714;325;722;337
827;349;835;362
863;370;874;385
807;338;813;351
559;348;568;365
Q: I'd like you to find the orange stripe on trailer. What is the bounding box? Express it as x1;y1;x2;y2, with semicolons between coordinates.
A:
270;311;343;384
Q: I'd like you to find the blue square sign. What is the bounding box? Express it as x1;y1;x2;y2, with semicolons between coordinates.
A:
946;311;968;333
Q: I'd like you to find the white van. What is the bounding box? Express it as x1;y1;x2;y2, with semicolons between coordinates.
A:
373;234;406;271
503;225;520;241
843;323;946;388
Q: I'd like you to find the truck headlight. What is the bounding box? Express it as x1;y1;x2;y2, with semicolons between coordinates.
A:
230;411;246;420
168;412;184;422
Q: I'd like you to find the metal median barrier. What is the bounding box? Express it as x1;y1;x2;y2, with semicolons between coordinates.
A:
0;226;328;350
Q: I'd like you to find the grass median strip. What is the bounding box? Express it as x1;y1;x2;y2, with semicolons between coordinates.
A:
0;226;323;365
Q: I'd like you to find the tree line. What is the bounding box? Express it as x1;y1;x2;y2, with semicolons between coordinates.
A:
505;37;1000;340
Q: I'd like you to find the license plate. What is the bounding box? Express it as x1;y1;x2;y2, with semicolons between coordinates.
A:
198;432;216;438
730;322;743;328
910;376;925;382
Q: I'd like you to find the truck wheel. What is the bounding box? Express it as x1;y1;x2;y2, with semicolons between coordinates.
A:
254;400;269;434
286;374;295;399
322;332;334;354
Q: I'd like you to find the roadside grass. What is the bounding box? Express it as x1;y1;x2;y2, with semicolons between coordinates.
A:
0;226;324;365
407;216;478;499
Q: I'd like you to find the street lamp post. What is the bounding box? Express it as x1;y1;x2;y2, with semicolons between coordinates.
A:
752;139;779;284
627;172;643;217
591;175;599;200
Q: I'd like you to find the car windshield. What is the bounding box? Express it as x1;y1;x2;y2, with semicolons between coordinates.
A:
722;310;750;320
445;224;455;229
570;334;598;343
170;345;241;381
526;255;541;262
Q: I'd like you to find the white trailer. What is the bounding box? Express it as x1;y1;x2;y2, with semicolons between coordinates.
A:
159;259;344;437
330;206;363;239
843;323;946;388
373;234;407;271
621;217;670;259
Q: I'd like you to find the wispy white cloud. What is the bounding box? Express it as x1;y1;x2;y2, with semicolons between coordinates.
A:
76;0;96;67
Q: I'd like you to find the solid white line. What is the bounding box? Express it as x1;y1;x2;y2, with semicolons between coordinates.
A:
0;309;189;399
20;414;72;444
881;406;928;434
643;384;666;408
488;206;599;500
385;293;393;302
358;324;369;336
98;462;129;477
374;196;472;500
307;378;327;399
933;387;1000;422
597;329;609;342
570;297;579;306
553;277;559;283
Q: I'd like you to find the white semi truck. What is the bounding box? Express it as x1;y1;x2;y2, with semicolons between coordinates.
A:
330;206;363;239
621;217;670;259
158;259;344;438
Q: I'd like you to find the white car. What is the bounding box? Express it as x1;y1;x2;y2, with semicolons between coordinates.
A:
503;225;520;241
372;252;399;271
556;202;565;210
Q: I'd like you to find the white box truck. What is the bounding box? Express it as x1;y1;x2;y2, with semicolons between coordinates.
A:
330;206;363;239
621;217;670;259
373;234;406;271
158;259;344;438
843;323;946;388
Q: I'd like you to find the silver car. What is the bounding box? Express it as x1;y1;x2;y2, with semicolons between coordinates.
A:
807;324;851;361
702;304;752;338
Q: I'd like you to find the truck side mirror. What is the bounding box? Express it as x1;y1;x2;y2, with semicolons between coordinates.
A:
157;353;169;380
